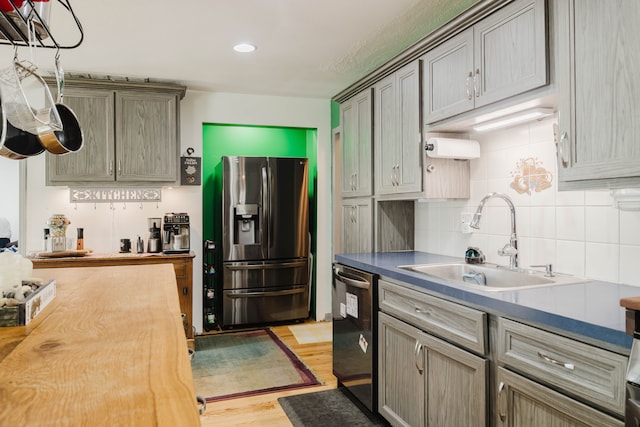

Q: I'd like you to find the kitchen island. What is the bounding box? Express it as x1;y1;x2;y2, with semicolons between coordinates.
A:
30;252;196;341
0;264;200;426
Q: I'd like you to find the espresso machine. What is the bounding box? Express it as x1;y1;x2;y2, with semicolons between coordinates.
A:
163;213;190;254
147;217;162;253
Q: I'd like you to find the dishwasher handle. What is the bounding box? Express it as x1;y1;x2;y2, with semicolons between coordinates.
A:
334;269;371;290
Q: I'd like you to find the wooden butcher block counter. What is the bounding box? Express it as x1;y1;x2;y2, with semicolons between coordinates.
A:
0;265;200;426
30;252;195;340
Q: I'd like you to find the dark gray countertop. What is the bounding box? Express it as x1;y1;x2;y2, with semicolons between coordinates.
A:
335;251;638;354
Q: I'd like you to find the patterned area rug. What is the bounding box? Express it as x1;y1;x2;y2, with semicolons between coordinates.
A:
192;329;320;402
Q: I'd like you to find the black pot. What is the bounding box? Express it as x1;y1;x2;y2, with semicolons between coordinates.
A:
39;103;84;155
0;106;45;160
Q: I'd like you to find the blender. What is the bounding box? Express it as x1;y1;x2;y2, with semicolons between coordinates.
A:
147;217;162;253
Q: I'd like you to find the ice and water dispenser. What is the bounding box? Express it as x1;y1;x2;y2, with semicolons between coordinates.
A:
234;204;259;245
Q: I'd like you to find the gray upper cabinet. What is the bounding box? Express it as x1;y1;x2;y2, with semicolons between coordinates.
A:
46;87;115;183
423;0;547;124
340;197;372;253
556;0;640;190
47;80;185;186
340;88;373;198
115;91;179;182
374;61;422;196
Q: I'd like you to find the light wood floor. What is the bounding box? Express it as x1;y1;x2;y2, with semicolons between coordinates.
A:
198;322;337;427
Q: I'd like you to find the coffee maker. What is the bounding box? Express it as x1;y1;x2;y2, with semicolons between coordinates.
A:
147;217;162;253
163;213;190;254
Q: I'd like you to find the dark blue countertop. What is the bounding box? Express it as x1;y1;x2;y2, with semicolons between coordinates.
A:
335;251;638;354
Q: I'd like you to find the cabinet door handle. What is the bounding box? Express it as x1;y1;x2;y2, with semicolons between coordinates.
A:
353;172;357;191
497;381;506;422
414;306;432;315
413;340;424;374
117;160;122;176
466;71;473;100
537;351;575;370
474;68;480;98
108;160;114;176
559;132;570;168
182;287;188;295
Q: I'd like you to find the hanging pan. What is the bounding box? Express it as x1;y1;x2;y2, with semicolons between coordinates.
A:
0;101;46;160
38;52;83;155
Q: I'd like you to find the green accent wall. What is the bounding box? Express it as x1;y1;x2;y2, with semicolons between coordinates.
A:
202;123;319;317
331;100;340;129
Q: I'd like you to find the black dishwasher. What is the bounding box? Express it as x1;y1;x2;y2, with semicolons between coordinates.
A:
332;263;378;413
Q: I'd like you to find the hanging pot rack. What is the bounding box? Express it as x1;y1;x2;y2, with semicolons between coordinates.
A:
0;0;83;50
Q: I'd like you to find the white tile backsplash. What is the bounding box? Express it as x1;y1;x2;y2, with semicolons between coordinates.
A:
585;242;620;283
585;206;619;244
415;119;640;287
555;206;585;241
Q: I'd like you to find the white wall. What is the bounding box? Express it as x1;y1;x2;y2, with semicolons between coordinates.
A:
0;157;20;241
24;90;333;333
415;115;640;286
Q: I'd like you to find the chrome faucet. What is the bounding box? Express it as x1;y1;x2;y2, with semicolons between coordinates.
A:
469;192;518;270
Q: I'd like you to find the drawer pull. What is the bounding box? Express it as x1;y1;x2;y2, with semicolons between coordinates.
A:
538;351;575;370
414;306;431;315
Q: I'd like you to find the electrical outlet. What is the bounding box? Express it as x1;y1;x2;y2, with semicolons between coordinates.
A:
460;212;474;234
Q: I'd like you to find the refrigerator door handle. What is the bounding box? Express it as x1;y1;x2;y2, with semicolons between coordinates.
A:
227;287;307;298
334;270;371;290
262;165;269;250
226;260;308;270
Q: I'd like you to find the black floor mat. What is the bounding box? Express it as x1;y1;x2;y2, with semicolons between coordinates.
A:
278;389;387;427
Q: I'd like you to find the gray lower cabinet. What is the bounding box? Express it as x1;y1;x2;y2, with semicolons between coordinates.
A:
378;278;488;426
379;311;487;427
496;367;623;426
496;317;627;424
340;197;372;253
556;0;640;189
46;80;186;186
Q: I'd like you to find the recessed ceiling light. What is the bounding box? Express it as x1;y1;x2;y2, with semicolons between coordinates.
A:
233;43;256;53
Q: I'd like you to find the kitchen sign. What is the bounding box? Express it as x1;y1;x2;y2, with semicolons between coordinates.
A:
181;148;201;186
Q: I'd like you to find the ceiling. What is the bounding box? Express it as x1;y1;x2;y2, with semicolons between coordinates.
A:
0;0;476;99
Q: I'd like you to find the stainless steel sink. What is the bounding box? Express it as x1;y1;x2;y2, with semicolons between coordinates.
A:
397;263;586;291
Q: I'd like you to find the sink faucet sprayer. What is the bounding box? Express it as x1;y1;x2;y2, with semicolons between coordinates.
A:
469;192;518;270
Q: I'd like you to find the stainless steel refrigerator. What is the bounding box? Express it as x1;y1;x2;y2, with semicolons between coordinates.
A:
221;156;309;327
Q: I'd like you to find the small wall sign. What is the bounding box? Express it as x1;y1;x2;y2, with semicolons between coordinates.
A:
181;147;201;186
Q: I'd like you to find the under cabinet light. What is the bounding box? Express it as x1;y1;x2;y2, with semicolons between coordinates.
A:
472;108;554;132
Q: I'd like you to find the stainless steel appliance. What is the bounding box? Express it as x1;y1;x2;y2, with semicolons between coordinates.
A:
624;300;640;426
162;213;190;254
221;156;309;327
332;263;377;413
147;217;162;253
